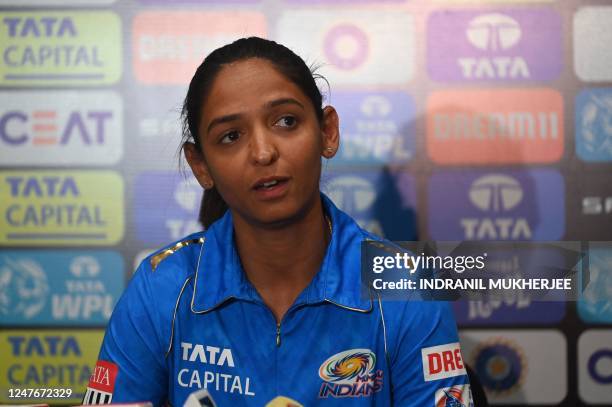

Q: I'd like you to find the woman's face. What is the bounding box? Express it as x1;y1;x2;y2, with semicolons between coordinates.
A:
185;58;339;227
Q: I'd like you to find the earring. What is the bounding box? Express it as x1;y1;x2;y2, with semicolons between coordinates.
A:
324;147;334;157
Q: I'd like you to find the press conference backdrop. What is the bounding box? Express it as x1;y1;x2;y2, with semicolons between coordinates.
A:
0;0;610;405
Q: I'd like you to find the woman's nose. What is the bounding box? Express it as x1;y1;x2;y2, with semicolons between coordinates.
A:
249;127;279;165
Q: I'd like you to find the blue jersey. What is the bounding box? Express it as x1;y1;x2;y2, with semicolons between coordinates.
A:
86;195;472;406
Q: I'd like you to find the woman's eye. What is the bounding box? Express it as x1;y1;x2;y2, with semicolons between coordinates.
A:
275;116;297;128
220;130;240;144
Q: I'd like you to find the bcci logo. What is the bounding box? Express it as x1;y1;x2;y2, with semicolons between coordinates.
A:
318;349;383;398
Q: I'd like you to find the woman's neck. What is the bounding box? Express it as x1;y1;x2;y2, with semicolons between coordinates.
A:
231;198;330;322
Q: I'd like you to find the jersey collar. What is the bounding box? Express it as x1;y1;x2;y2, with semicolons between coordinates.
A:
190;193;373;314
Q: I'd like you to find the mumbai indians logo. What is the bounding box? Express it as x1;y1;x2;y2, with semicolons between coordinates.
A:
318;349;383;398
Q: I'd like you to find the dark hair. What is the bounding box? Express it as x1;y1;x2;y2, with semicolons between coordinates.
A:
181;37;325;229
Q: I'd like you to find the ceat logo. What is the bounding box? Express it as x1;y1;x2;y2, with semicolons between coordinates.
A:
422;342;467;381
83;360;118;404
435;384;474;407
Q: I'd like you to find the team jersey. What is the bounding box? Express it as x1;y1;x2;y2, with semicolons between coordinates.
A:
85;194;472;406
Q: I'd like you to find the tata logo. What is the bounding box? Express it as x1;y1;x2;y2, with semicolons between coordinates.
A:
8;335;81;356
0;257;49;319
323;24;369;70
459;14;528;79
180;342;235;367
325;175;383;236
466;14;521;51
576;89;612;162
327;176;375;213
428;170;564;240
427;9;561;82
462;175;531;240
165;178;201;240
2;15;103;67
0;91;122;165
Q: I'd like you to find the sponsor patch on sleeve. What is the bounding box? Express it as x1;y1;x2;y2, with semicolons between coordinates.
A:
83;360;118;404
421;342;467;381
435;384;473;407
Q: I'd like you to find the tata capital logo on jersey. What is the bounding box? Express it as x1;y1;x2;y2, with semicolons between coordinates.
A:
427;89;564;164
576;88;612;162
428;170;564;240
427;9;561;81
318;349;383;398
178;342;255;397
0;92;122;165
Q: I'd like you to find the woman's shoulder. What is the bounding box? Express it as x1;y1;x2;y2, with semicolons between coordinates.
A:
129;230;208;298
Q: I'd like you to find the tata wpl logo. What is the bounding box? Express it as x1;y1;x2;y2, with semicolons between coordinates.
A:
0;91;122;165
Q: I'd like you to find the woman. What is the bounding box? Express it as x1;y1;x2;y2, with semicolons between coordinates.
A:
86;37;472;406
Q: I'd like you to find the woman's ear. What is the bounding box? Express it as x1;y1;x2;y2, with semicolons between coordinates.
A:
183;142;214;190
320;105;340;158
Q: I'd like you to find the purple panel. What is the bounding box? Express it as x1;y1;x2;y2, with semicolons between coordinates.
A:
427;9;562;81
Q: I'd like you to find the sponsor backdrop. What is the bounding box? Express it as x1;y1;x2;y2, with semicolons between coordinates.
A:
0;0;610;406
